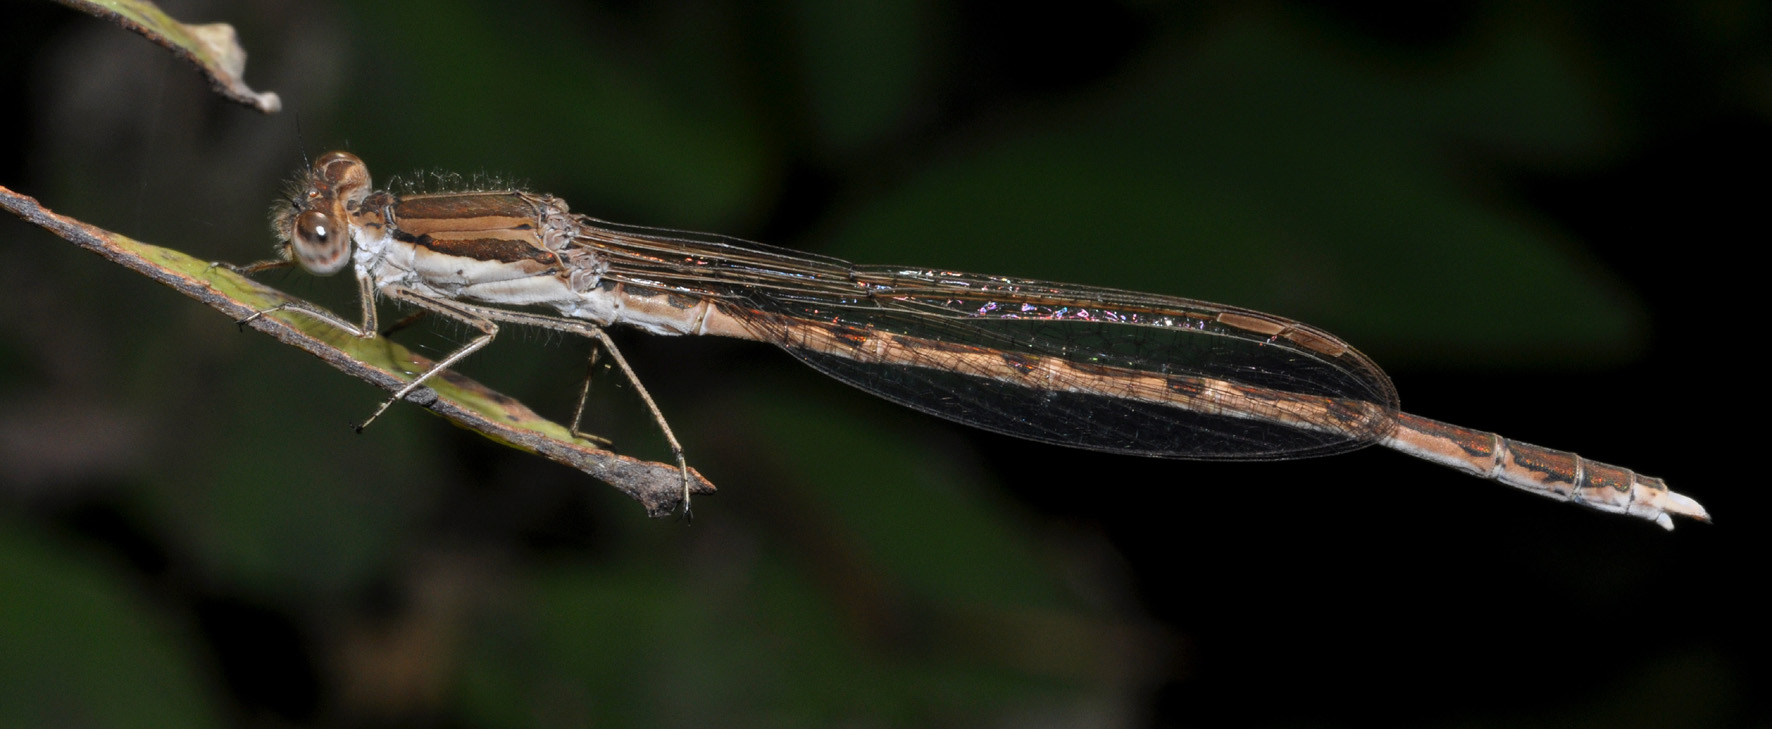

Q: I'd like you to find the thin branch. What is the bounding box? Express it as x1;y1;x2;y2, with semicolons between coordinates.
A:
2;183;713;518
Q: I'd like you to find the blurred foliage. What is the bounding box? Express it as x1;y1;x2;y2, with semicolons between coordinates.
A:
0;517;222;729
1;0;1763;727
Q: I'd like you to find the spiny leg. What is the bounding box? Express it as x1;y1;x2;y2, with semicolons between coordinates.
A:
410;300;697;517
568;345;615;447
354;289;499;433
236;269;382;338
233;280;479;428
585;327;694;519
224;269;468;435
236;299;371;336
223;266;457;432
215;259;358;333
210;258;294;276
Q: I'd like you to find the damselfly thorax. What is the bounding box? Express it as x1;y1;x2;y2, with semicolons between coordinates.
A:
243;150;1708;529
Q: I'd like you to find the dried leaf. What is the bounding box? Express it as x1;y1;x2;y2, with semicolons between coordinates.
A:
51;0;281;113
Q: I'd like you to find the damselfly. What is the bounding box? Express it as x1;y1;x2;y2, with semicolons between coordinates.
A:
239;151;1707;529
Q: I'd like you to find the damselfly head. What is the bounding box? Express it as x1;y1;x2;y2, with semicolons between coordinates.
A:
273;151;374;276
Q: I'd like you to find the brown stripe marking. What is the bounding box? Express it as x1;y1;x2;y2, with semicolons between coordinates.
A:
397;229;556;265
1215;312;1350;357
396;193;543;235
1281;327;1349;357
1216;312;1284;336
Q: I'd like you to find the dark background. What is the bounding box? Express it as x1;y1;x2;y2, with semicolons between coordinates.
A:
1;0;1763;726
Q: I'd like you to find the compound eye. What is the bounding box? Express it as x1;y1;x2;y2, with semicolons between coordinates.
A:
291;209;351;275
